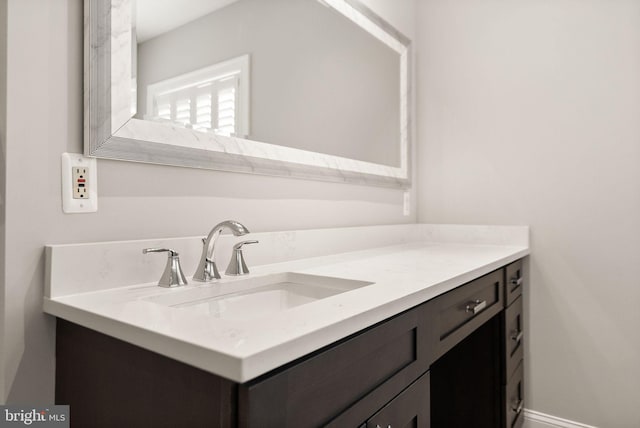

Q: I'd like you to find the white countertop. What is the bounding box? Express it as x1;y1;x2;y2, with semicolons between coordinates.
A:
43;232;528;383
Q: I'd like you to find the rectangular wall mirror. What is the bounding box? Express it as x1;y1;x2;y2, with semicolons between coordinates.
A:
85;0;411;188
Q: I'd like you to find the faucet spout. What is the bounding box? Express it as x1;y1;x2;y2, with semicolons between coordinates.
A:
193;220;250;282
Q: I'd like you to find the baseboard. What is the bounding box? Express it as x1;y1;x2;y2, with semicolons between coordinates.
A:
524;409;598;428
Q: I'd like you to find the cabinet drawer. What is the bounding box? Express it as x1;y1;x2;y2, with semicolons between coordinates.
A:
434;269;504;359
504;362;525;428
365;372;430;428
239;303;435;428
505;260;524;306
503;296;524;382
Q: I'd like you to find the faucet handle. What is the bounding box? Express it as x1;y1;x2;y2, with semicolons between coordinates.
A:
143;248;188;287
225;240;259;276
143;247;178;256
232;240;259;250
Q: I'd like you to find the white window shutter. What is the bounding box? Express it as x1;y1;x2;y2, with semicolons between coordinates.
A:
145;55;250;139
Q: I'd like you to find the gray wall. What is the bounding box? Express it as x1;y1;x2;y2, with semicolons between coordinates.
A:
0;0;7;403
136;0;401;167
0;0;416;402
416;1;640;427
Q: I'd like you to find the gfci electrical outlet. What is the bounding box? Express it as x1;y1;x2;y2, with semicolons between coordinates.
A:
62;153;98;213
72;166;89;199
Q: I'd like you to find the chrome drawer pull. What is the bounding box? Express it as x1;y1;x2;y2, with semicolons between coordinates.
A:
465;299;487;315
512;399;524;415
510;277;523;287
511;331;524;343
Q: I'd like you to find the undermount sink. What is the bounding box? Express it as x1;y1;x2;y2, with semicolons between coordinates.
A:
142;272;373;320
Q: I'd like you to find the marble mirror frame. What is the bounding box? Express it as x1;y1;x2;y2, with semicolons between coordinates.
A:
84;0;411;188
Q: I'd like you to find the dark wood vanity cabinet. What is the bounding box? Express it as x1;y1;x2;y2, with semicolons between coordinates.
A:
55;259;526;428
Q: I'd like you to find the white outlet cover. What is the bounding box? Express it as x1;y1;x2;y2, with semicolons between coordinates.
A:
62;153;98;213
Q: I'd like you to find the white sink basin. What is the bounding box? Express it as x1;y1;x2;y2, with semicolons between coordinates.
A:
142;272;373;320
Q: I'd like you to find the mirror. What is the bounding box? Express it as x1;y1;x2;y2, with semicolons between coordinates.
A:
85;0;411;188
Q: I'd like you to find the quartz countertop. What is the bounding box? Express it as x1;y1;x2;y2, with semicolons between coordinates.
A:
43;232;528;383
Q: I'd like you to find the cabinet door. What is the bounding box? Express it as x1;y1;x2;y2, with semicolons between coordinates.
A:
240;303;435;428
366;372;430;428
502;295;524;382
504;362;525;428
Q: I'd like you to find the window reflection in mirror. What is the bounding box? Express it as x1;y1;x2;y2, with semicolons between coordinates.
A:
143;55;249;138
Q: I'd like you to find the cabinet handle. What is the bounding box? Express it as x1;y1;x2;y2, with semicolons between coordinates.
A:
465;299;487;315
511;399;524;415
510;277;523;288
511;330;524;343
375;425;392;428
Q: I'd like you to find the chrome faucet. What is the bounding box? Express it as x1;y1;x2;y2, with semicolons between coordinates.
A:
193;220;250;282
